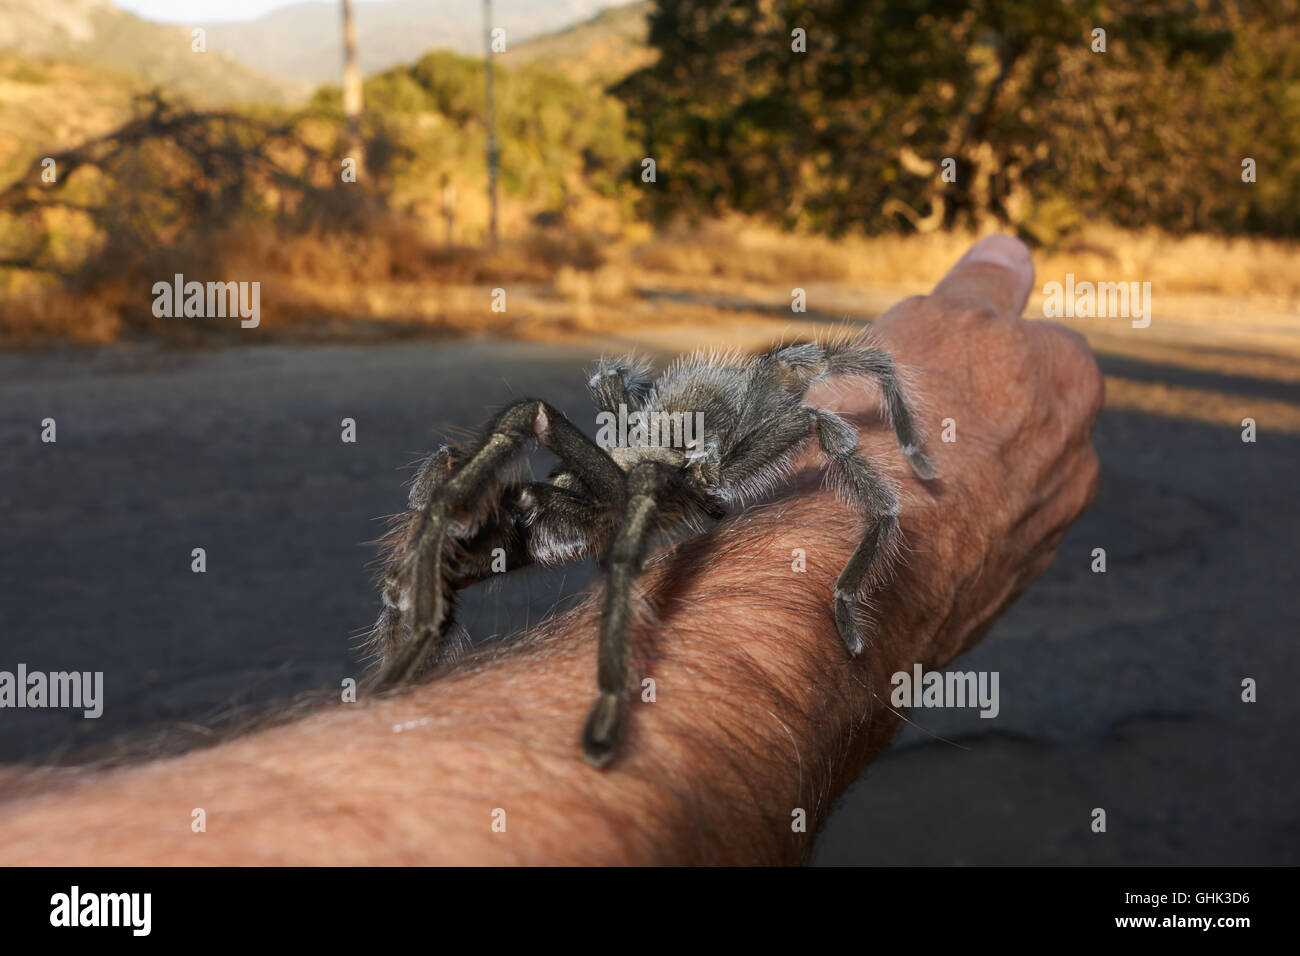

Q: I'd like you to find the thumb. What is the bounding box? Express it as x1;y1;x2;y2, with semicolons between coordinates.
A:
931;234;1035;316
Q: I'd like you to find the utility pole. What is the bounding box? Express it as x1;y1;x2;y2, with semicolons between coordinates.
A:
341;0;364;174
483;0;499;246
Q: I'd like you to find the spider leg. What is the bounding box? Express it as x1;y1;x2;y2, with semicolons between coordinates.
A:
750;341;937;481
517;478;618;566
822;341;938;480
371;401;627;690
581;460;681;768
446;476;621;586
370;448;542;662
370;478;612;669
435;478;609;590
715;403;816;505
808;407;902;657
368;445;462;666
422;477;612;590
586;355;655;414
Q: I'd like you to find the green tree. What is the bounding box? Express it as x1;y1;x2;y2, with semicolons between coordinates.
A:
616;0;1291;238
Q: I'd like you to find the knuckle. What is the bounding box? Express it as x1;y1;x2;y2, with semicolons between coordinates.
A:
930;296;1003;326
978;318;1036;384
964;304;1004;326
1039;322;1104;419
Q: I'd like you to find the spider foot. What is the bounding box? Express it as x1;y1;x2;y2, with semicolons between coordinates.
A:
833;588;867;656
904;445;939;481
581;692;628;768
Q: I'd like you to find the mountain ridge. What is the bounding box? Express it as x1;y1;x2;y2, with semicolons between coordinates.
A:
197;0;637;86
0;0;301;105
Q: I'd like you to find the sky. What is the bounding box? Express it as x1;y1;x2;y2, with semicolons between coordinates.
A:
112;1;590;25
114;1;325;23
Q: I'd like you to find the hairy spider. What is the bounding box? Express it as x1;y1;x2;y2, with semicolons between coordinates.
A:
366;335;936;767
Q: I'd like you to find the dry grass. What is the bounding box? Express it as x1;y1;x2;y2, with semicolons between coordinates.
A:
630;217;1300;300
8;211;1300;442
623;217;1300;360
3;212;1298;349
0;288;122;345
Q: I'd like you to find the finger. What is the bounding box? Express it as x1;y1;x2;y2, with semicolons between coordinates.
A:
931;234;1035;317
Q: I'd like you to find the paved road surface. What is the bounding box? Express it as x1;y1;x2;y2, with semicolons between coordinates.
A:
0;339;1296;864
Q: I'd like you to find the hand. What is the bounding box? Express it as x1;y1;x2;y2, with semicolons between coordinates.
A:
812;233;1104;671
655;232;1106;820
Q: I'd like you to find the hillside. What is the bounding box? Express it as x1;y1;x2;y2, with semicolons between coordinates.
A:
503;0;653;84
0;52;141;185
0;0;300;105
0;0;655;192
198;0;637;85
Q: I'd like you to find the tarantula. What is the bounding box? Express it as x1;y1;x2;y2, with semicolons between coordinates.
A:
366;336;936;767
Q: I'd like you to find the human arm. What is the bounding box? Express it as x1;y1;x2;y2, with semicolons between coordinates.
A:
0;235;1102;865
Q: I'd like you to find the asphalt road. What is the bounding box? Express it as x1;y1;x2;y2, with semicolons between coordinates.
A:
0;338;1296;864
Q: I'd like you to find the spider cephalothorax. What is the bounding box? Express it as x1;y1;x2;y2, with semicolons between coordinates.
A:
366;336;936;767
